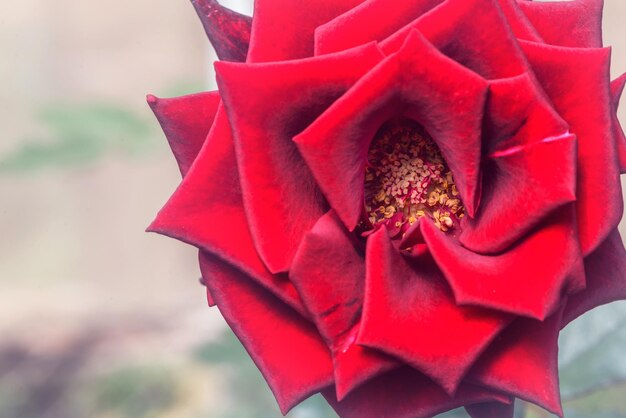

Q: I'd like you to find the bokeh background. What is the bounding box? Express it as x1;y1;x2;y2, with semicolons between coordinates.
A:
2;1;626;417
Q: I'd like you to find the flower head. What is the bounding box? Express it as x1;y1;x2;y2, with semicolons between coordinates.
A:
148;0;626;417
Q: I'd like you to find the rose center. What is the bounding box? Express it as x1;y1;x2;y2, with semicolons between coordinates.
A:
364;119;464;234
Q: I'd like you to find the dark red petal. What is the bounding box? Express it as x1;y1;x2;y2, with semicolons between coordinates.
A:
495;0;542;42
149;108;306;315
518;0;603;48
466;400;515;418
468;308;565;417
198;269;217;307
611;73;626;173
521;41;623;256
190;0;251;62
215;44;384;274
461;133;577;254
359;228;511;394
423;206;582;319
206;288;216;307
290;211;398;399
562;230;626;326
295;30;487;230
323;368;510;418
380;0;528;80
199;252;333;414
460;73;576;253
314;0;443;55
247;0;365;62
147;91;220;177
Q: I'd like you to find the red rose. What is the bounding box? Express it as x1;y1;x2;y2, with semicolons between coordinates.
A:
148;0;626;416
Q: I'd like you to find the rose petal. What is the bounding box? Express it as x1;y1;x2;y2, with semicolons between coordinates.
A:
190;0;251;62
562;230;626;326
147;91;220;177
380;0;528;80
495;0;542;42
295;30;487;231
465;400;515;418
199;252;333;414
149;107;306;315
248;0;365;62
323;367;510;418
423;205;583;319
290;211;398;400
518;0;603;48
359;228;511;395
521;40;623;256
314;0;443;55
459;73;576;253
468;307;565;417
215;44;384;273
611;73;626;173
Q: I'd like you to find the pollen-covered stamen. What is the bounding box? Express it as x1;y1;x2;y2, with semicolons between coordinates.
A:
364;119;465;235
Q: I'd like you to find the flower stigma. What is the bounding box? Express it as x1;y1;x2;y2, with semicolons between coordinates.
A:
363;119;465;235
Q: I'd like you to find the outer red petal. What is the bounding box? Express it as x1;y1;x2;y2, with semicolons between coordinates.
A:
295;30;487;231
518;0;603;48
562;230;626;326
215;44;384;274
423;206;583;320
611;73;626;173
495;0;542;42
380;0;528;80
466;400;515;418
149;108;306;315
323;368;510;418
460;74;576;253
468;308;565;417
147;91;220;177
521;41;623;256
199;252;333;414
314;0;443;55
290;211;398;400
190;0;251;62
247;0;365;62
359;228;511;395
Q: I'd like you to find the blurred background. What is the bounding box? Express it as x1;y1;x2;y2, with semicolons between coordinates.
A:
2;1;626;417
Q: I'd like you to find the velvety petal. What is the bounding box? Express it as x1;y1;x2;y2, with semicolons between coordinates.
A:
521;41;623;256
380;0;528;80
562;230;626;326
460;74;576;253
215;44;384;273
314;0;443;55
468;308;565;417
149;108;306;315
461;134;577;254
495;0;542;42
247;0;365;62
147;91;220;177
423;206;582;319
466;400;515;418
295;30;488;231
198;271;217;307
518;0;603;48
611;73;626;173
290;211;397;399
324;367;510;418
199;252;333;414
190;0;251;62
359;228;511;394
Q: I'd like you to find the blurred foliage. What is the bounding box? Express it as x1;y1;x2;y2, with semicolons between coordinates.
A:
83;366;179;418
0;102;156;174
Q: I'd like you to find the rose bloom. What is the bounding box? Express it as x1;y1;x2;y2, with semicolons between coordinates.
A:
147;0;626;416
